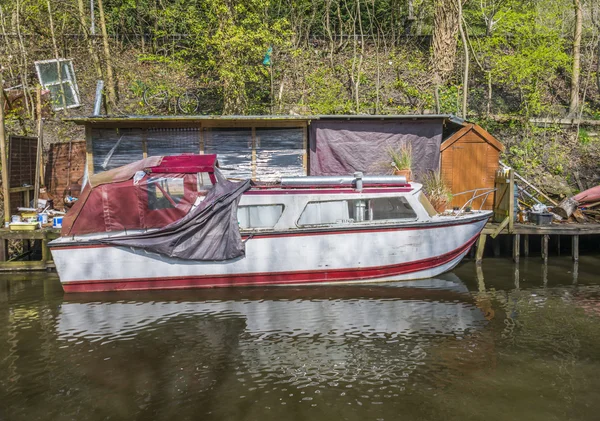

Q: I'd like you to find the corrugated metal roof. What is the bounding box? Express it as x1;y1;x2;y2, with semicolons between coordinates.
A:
64;114;460;125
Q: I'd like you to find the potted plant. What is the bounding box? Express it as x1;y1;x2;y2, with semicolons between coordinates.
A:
422;170;452;213
388;144;412;182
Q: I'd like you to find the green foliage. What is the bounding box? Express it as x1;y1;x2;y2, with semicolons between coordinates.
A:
467;0;572;116
388;144;413;171
305;66;353;114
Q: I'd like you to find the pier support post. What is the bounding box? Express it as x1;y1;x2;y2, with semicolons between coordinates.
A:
557;235;561;256
0;238;7;262
513;234;520;263
572;235;579;261
476;234;487;264
492;238;501;257
542;262;548;287
541;235;549;262
524;235;529;257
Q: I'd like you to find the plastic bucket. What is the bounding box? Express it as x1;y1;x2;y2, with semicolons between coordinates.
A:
53;216;63;228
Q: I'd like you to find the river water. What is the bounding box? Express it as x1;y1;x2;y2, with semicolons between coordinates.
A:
1;256;600;421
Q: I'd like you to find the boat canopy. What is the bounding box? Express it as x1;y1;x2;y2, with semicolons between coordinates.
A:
62;154;219;236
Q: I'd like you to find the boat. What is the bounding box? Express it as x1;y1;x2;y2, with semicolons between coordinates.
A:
574;185;600;204
49;154;491;293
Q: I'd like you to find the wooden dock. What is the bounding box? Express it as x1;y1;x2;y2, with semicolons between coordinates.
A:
0;228;60;272
477;221;600;264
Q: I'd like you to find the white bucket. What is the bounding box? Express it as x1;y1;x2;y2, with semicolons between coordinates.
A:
11;215;21;223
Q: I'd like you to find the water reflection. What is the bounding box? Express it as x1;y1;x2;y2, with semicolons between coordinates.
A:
2;258;600;421
57;275;487;341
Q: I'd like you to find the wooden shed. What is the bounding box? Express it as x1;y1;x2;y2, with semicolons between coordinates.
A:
440;123;505;210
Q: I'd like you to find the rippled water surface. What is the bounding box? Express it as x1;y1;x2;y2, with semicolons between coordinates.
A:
2;256;600;421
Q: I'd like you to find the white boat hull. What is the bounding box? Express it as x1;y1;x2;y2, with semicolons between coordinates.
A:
51;214;488;292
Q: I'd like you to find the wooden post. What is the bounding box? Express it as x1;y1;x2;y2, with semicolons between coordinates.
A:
542;262;548;287
508;169;515;233
141;129;148;159
476;264;485;291
0;72;9;225
85;124;95;176
572;235;579;261
0;238;7;262
302;124;308;175
492;238;500;257
513;234;520;263
541;234;549;262
556;235;561;256
41;238;50;264
34;87;43;207
476;234;487;264
524;234;529;257
199;125;204;154
573;261;579;285
251;127;257;180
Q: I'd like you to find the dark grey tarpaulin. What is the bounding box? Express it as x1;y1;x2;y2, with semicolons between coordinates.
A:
101;172;251;261
309;119;443;180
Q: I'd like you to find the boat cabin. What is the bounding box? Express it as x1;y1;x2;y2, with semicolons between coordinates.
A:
237;176;436;232
62;154;218;236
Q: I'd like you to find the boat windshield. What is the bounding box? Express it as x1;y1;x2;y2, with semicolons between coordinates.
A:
297;197;417;226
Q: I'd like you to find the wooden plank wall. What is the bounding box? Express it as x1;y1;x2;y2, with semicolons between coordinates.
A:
44;141;86;202
442;128;499;210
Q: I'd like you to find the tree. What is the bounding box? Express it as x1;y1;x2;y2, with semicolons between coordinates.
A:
568;0;583;117
431;0;460;85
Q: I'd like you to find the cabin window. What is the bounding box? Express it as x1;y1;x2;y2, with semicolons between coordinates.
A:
297;201;350;226
147;177;186;210
298;197;417;226
238;205;284;229
370;197;417;220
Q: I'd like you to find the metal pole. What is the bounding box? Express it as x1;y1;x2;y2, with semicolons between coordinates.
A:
93;80;104;116
270;60;274;114
90;0;95;35
0;72;10;224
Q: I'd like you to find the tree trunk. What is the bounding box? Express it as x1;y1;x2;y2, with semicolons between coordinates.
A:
46;0;68;114
597;38;600;95
77;0;103;80
568;0;583;117
457;0;469;117
431;0;460;85
97;0;117;109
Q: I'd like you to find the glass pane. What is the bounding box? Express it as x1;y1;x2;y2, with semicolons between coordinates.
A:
47;82;78;110
238;205;283;229
370;197;416;220
38;61;61;84
147;177;185;210
298;201;350;226
37;60;73;85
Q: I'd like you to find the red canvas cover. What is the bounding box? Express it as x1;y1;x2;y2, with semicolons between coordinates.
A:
62;173;198;235
62;155;217;236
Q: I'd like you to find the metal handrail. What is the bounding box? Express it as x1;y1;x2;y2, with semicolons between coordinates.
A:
452;187;497;212
499;161;557;205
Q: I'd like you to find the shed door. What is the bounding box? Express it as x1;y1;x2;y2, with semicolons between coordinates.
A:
450;142;489;209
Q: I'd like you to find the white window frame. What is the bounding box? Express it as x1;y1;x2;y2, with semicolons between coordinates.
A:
34;58;80;110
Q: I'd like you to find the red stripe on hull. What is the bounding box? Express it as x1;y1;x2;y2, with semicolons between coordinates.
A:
61;233;479;293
